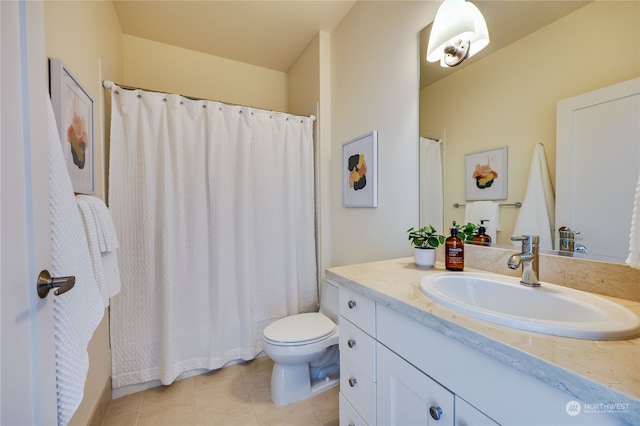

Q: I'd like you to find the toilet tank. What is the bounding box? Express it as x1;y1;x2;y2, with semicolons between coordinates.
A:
319;280;339;323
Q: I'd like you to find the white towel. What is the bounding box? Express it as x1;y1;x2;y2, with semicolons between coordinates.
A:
464;201;500;241
626;173;640;268
47;94;105;425
419;137;443;233
512;143;555;250
76;195;122;306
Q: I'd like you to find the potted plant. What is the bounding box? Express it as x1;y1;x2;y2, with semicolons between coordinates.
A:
456;222;479;243
407;225;445;268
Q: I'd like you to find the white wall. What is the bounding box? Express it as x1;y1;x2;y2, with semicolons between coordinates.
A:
123;35;289;112
329;1;439;266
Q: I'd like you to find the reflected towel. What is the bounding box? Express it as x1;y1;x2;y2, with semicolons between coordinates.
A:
76;195;122;306
48;94;104;425
626;174;640;268
512;143;555;250
464;201;499;241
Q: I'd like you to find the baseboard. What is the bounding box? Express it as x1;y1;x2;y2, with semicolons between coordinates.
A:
88;377;112;426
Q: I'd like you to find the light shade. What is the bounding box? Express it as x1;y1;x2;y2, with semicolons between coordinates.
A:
426;0;490;67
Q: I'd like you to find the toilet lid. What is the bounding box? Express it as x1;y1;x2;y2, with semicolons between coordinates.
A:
263;313;336;344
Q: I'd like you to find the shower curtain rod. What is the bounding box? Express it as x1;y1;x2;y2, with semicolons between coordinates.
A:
102;80;316;122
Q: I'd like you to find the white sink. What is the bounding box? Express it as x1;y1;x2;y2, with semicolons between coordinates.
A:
419;272;640;340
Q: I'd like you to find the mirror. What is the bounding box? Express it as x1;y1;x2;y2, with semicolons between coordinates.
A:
419;0;640;262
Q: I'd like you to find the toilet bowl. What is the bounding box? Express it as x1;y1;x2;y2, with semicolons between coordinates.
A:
262;281;340;405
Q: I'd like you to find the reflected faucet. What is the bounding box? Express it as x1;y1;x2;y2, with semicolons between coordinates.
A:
508;235;540;287
558;226;588;254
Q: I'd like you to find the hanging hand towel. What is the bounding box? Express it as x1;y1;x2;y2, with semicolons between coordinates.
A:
512;143;555;250
464;201;500;241
626;174;640;268
76;195;122;306
47;94;105;425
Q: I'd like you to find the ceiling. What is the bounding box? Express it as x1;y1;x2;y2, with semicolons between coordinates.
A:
112;1;591;79
112;0;356;72
421;1;591;88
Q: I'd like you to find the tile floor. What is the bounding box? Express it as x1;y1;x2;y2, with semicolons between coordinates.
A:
101;356;339;426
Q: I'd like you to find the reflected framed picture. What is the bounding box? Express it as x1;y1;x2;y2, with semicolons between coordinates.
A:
465;146;507;200
342;131;378;208
49;57;95;194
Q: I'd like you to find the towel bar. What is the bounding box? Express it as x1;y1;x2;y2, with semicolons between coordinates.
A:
453;202;522;208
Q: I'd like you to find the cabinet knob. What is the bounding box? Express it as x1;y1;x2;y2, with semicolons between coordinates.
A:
347;338;357;348
348;377;358;387
429;406;443;421
347;299;357;309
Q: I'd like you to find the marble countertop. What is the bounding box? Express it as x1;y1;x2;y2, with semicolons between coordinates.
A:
326;257;640;424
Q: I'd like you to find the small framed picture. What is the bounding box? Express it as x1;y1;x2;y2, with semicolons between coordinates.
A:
465;146;507;200
342;131;378;208
49;57;95;194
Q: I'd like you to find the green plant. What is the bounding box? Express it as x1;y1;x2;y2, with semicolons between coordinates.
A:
407;225;445;249
455;222;479;243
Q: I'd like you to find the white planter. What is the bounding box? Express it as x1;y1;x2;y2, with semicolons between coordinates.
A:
414;247;436;268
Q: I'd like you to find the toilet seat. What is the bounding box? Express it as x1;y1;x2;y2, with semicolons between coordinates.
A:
264;313;336;346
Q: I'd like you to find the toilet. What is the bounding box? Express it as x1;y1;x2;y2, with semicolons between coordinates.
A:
262;280;340;405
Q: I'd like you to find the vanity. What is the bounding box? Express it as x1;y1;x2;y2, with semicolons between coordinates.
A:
330;256;640;426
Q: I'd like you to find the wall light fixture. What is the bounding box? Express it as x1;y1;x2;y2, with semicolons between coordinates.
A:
426;0;490;67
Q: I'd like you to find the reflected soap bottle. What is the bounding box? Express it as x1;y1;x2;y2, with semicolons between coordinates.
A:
472;220;492;247
445;221;464;271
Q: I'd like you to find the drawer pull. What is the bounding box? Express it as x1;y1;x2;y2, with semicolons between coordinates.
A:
348;377;358;387
347;299;357;309
429;406;443;421
347;338;357;348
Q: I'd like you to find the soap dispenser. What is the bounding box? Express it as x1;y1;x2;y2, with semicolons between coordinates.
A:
472;220;492;247
445;221;464;271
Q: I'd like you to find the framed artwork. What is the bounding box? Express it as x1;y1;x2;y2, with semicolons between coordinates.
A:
465;146;507;200
49;57;95;194
342;131;378;208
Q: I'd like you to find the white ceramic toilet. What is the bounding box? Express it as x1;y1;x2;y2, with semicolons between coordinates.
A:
262;280;340;405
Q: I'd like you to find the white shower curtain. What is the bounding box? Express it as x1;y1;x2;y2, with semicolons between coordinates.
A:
419;137;443;233
108;85;318;388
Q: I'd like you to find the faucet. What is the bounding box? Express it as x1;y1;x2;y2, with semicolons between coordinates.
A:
508;235;540;287
558;226;588;254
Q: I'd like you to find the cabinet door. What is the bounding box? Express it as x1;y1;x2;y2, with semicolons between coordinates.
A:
455;397;499;426
377;343;454;426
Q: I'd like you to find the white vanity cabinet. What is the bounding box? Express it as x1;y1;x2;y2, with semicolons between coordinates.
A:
338;284;629;426
377;342;455;425
339;286;376;426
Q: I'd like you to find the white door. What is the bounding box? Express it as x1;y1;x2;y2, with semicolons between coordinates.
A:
1;1;58;424
556;78;640;261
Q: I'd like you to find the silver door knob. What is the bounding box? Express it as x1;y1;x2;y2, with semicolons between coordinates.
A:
37;270;75;298
347;300;357;309
429;406;443;421
348;377;357;387
347;339;356;348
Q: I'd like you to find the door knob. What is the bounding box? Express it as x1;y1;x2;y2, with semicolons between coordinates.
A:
37;270;75;298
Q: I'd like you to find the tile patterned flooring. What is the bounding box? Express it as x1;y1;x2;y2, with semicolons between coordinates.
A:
101;356;339;426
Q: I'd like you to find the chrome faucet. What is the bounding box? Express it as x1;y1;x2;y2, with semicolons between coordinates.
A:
508;235;540;287
558;226;588;254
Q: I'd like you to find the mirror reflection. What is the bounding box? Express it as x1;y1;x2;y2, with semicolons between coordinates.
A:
419;0;640;263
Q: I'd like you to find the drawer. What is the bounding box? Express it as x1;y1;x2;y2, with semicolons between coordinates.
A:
339;318;376;380
339;287;376;336
339;392;368;426
341;357;376;426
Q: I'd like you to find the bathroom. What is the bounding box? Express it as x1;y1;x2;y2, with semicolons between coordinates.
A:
3;0;638;424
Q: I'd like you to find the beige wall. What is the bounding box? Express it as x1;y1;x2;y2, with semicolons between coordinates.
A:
329;1;440;266
421;0;640;245
44;1;124;425
122;35;289;112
